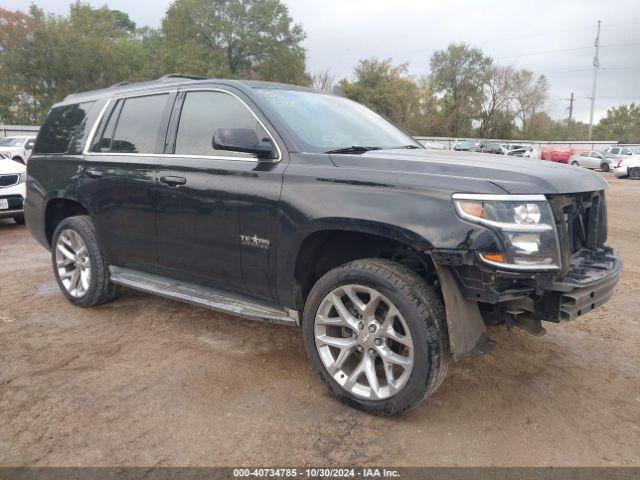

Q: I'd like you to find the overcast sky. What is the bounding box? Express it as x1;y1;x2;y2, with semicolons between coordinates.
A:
4;0;640;122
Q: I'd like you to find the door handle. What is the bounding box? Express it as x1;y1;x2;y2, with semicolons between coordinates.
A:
160;175;187;187
85;169;103;178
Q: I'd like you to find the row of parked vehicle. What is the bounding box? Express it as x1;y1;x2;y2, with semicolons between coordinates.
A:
563;146;640;179
451;138;640;180
452;140;536;157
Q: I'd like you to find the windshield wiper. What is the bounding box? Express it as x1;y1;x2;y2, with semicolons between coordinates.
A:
324;146;383;154
399;144;420;149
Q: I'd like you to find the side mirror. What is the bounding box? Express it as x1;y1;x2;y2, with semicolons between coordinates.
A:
212;128;276;160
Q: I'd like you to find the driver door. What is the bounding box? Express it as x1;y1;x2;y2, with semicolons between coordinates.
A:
155;88;285;301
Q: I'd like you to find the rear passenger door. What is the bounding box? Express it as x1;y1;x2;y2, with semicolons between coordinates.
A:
79;91;174;269
156;88;286;302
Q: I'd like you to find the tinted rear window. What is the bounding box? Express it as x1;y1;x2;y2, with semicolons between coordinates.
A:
34;102;95;154
110;94;168;154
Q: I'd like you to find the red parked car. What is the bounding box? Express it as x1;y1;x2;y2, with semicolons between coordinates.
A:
541;147;585;164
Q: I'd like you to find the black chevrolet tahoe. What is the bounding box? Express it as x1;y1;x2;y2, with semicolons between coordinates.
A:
25;75;622;415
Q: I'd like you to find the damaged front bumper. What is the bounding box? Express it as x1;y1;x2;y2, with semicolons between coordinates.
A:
533;248;622;322
433;248;622;360
445;248;622;324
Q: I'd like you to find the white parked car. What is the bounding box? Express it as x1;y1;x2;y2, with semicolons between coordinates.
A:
505;144;538;158
421;141;447;150
0;155;27;224
568;150;614;171
607;146;639;160
0;136;36;164
613;156;640;179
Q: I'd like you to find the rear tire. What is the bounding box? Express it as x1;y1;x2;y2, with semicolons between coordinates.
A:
629;167;640;180
13;215;25;225
302;258;450;416
571;161;579;166
51;215;120;307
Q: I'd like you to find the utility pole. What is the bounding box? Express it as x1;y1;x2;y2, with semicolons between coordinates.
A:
588;20;601;140
567;92;575;139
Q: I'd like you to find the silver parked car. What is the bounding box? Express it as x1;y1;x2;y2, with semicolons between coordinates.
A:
568;150;614;172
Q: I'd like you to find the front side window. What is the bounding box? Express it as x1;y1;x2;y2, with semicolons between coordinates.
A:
174;91;267;158
110;94;168;154
34;102;94;154
255;88;419;154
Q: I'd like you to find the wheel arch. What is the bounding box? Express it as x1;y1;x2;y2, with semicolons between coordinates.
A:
284;219;437;308
285;219;492;363
44;197;90;246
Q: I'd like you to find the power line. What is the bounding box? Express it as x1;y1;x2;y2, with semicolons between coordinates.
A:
600;42;640;48
590;96;640;100
495;46;593;60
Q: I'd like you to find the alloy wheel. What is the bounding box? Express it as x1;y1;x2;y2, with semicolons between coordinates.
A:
55;229;91;298
314;284;414;400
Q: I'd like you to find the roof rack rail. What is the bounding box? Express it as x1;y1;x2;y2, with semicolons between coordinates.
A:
156;74;208;82
110;81;131;88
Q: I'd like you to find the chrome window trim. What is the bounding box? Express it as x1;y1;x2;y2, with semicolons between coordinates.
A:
83;98;112;154
83;87;282;163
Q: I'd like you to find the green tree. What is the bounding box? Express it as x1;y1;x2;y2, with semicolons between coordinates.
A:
512;70;549;138
428;43;493;137
0;2;151;124
594;104;640;143
162;0;308;84
339;58;421;132
477;66;515;138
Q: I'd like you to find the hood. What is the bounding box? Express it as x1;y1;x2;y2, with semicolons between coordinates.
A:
0;158;26;175
330;149;608;195
0;146;24;154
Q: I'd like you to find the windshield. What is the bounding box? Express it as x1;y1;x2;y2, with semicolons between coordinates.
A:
255;89;419;153
0;137;26;147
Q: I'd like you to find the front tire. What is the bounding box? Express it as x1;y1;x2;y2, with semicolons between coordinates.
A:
629;167;640;180
571;161;579;166
13;215;25;225
51;215;120;307
302;258;450;415
601;163;610;172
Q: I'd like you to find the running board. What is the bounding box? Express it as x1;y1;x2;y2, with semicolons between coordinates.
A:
109;266;299;327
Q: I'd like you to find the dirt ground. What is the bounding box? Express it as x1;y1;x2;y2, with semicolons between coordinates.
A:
0;174;638;468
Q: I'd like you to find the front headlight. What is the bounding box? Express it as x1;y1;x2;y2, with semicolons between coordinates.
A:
17;172;26;184
452;193;561;271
